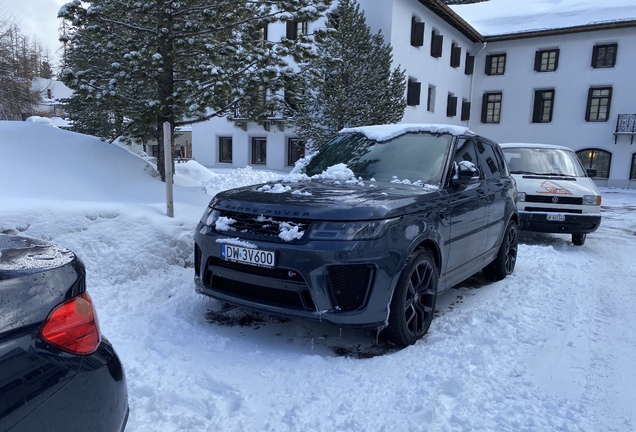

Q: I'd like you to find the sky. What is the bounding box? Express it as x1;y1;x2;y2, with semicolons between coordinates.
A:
0;0;67;65
2;119;636;431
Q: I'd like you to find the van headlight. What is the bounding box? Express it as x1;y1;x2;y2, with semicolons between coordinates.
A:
516;192;526;203
308;218;400;241
583;195;602;206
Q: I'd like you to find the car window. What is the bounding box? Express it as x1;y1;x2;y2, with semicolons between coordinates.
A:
453;139;480;175
503;147;586;176
476;141;501;179
304;132;453;185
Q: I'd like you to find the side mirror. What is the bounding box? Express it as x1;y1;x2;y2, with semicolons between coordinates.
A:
586;168;597;177
454;161;480;184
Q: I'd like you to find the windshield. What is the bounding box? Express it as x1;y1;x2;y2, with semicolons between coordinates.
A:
503;147;587;177
304;132;453;185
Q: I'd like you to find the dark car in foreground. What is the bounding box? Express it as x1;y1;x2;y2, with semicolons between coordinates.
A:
0;235;128;432
194;124;518;347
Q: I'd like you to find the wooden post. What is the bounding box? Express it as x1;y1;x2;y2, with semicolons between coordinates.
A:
163;122;174;218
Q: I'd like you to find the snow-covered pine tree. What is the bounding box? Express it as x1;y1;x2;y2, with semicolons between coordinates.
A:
289;0;406;150
59;0;332;181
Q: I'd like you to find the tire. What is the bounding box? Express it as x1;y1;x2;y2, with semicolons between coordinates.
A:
383;249;438;347
572;233;586;246
483;220;518;281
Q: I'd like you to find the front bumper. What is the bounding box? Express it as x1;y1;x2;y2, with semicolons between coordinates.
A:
518;211;601;234
193;224;405;328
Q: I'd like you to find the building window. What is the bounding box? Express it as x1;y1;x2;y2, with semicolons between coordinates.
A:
287;138;305;166
430;29;443;58
586;87;612;122
251;137;267;165
410;16;424;47
481;92;502;124
532;89;555;123
534;49;559;72
576;149;611;178
450;42;461;68
485;53;506;76
592;43;617;68
465;52;474;75
447;93;457;117
427;85;435;112
407;78;421;106
286;21;308;40
630;154;636;180
461;99;471;121
218;137;232;163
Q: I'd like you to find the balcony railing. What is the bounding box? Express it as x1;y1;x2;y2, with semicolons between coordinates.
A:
614;114;636;144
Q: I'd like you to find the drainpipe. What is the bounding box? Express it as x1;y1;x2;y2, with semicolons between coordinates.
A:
468;41;487;128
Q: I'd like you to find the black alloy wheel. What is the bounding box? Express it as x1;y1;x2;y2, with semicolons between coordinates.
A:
483;220;518;280
384;249;438;347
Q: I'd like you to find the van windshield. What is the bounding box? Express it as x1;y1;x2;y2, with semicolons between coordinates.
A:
304;132;452;185
502;147;587;177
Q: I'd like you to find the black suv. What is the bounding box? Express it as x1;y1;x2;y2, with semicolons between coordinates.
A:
194;124;518;347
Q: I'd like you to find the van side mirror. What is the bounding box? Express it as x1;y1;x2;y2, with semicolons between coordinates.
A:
586;168;597;177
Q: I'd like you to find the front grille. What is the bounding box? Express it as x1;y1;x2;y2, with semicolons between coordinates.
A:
214;278;315;309
203;258;315;311
209;257;304;282
215;210;309;243
326;265;374;311
525;207;583;214
526;195;583;205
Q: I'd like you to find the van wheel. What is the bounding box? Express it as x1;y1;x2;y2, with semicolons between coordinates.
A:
483;220;518;281
383;249;438;348
572;233;586;246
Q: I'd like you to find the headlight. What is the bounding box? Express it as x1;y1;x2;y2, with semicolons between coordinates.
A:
200;208;220;226
583;195;602;206
308;218;400;241
516;192;526;202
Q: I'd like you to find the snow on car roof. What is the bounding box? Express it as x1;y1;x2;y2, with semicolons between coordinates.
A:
339;124;474;142
499;142;573;151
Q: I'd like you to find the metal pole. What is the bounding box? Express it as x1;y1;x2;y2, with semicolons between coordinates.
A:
163;122;174;218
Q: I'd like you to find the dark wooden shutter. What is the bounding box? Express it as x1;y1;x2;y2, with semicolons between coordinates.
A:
465;54;474;75
532;90;543;122
591;45;599;67
447;95;457;117
534;51;542;72
461;101;471;121
485;55;492;75
481;93;489;123
286;21;296;40
431;34;443;58
411;19;424;47
407;80;421;106
451;45;461;68
553;49;560;70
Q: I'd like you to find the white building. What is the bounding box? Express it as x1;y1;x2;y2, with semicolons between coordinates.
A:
192;0;636;188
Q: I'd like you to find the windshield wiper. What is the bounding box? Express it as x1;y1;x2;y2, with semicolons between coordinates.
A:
537;172;569;176
510;170;538;175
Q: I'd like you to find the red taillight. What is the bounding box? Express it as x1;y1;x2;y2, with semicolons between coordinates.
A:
40;292;101;355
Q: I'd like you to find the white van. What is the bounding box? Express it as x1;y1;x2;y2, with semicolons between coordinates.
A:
499;143;602;246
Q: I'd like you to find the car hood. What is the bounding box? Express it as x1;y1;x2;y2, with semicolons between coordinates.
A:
511;174;600;196
211;179;444;220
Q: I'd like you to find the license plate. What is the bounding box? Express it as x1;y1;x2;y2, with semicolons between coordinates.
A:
221;244;276;268
546;214;565;222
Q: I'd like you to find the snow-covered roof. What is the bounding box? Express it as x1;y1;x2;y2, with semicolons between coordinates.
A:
30;78;74;101
450;0;636;38
339;124;474;142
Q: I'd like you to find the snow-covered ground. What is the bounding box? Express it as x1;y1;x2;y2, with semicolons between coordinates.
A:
1;121;635;431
